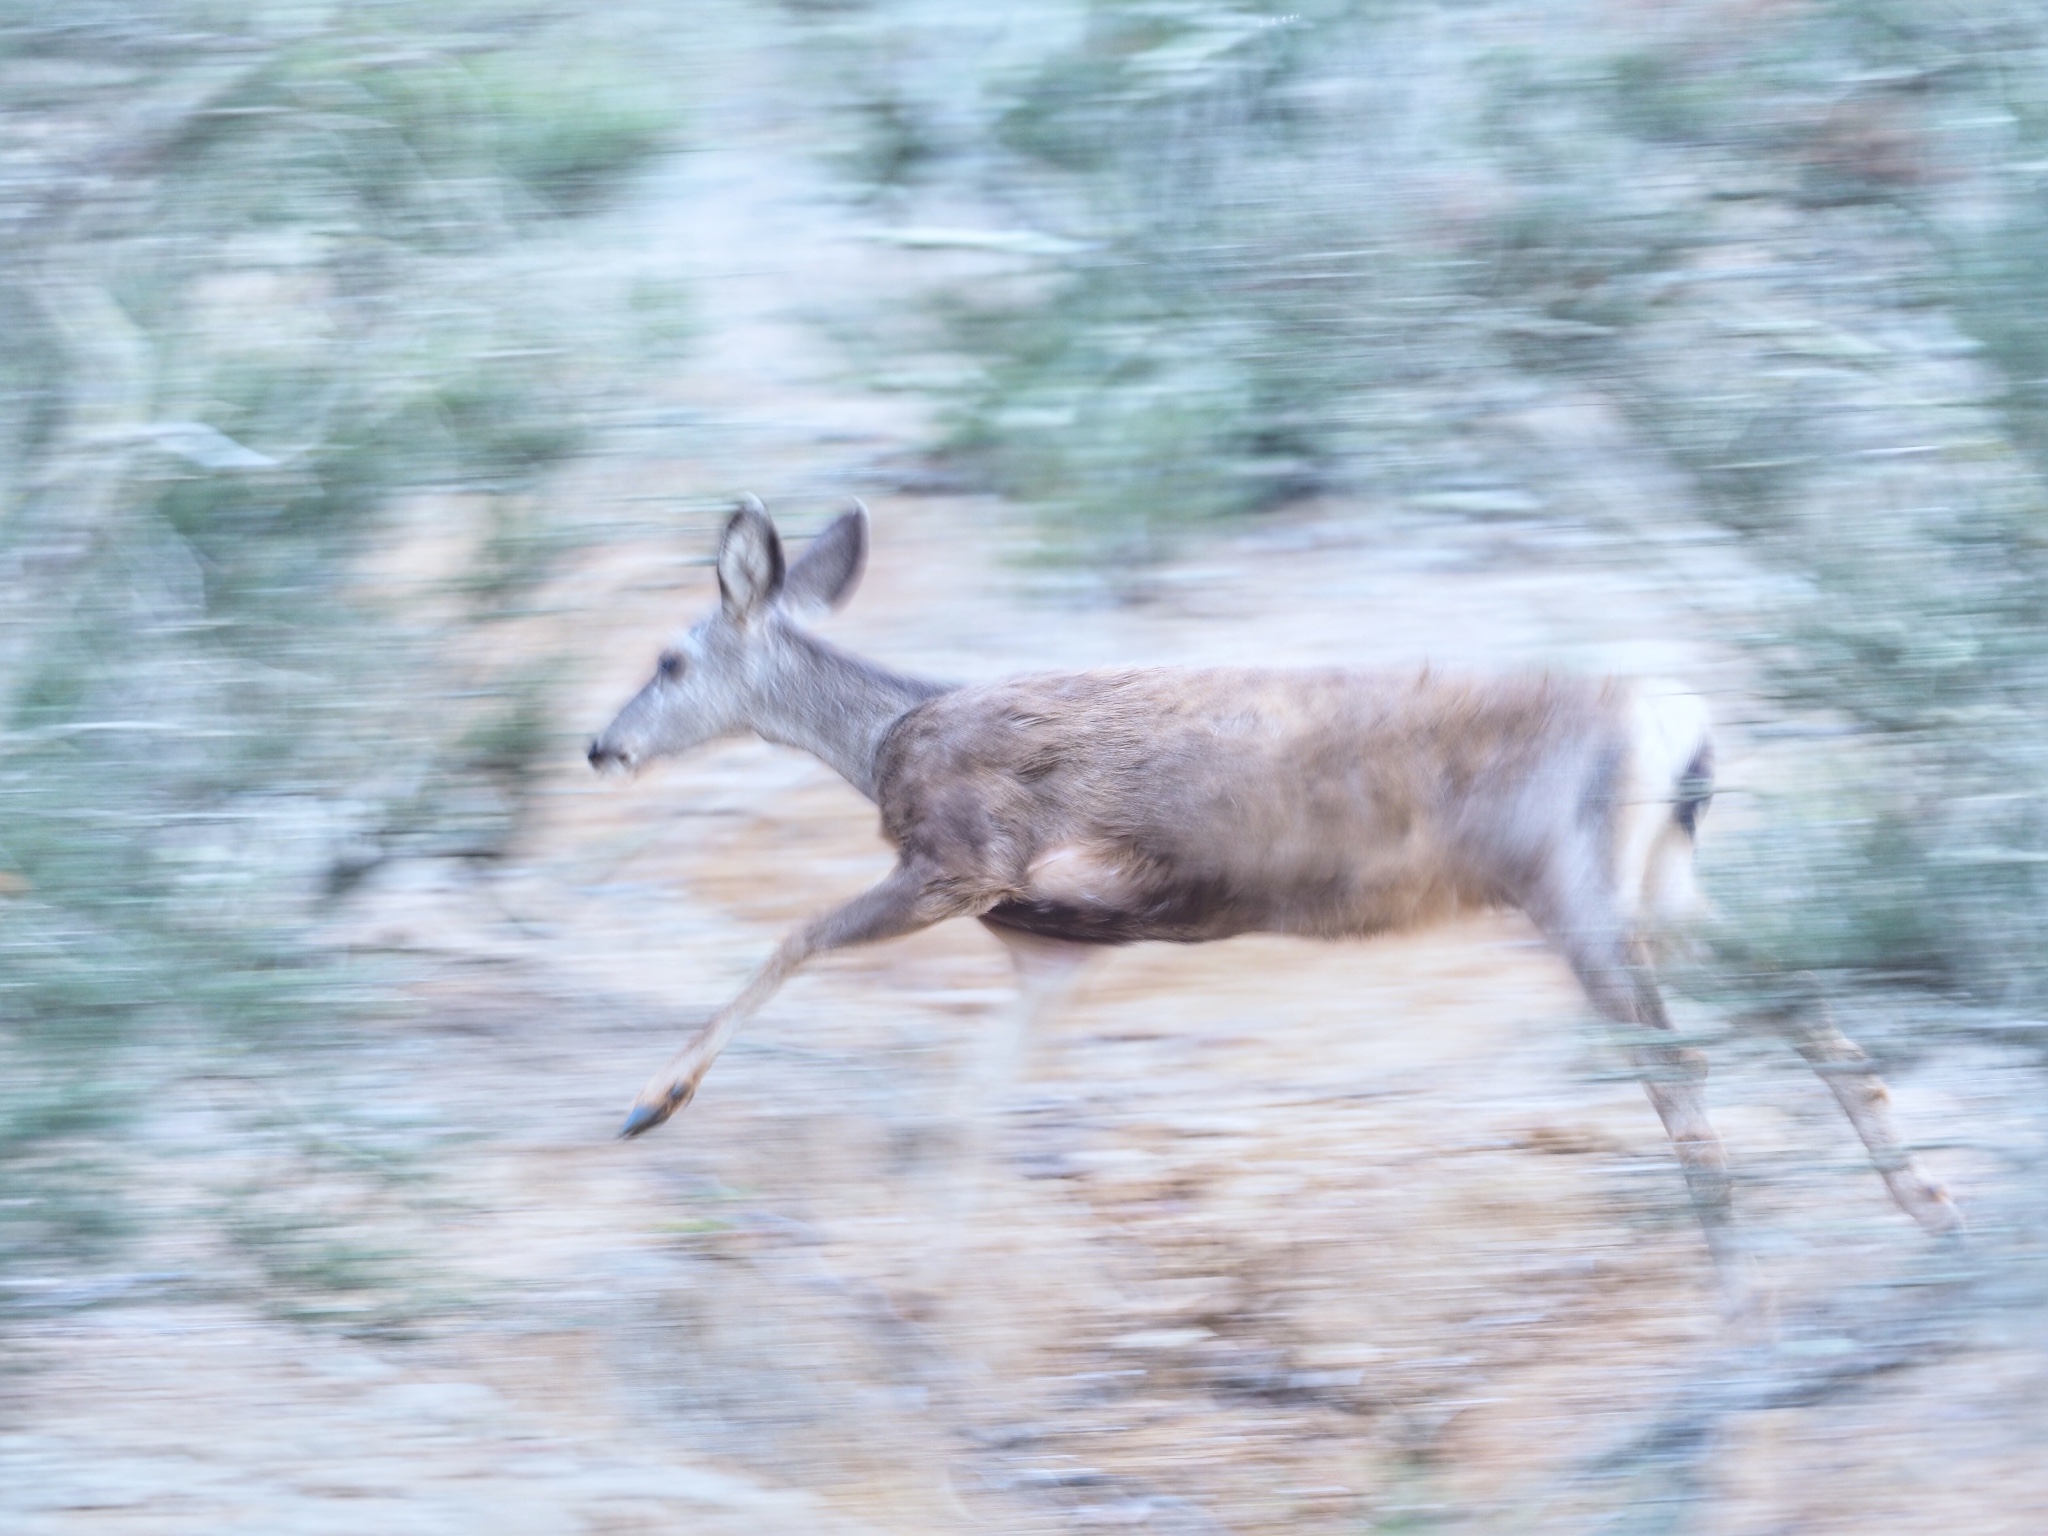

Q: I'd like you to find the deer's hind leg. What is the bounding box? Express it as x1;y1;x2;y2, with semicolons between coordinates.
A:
1530;889;1738;1268
1761;997;1960;1236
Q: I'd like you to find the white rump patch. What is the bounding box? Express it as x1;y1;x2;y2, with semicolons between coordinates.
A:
1618;681;1711;929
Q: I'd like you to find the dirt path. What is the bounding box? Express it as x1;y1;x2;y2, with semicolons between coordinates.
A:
7;11;2035;1535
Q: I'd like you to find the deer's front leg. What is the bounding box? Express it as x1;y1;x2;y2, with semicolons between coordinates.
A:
620;862;980;1138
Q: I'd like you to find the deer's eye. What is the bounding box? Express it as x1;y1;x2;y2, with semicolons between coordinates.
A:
657;651;684;680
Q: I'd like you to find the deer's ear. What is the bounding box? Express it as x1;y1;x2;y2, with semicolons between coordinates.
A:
717;495;785;622
781;501;868;616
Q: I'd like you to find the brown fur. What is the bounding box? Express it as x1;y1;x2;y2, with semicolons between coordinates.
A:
879;669;1626;947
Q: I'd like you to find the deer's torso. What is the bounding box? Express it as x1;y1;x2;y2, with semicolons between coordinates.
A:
874;668;1634;946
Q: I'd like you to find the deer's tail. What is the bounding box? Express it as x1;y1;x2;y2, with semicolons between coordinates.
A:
1625;683;1714;932
1674;738;1714;840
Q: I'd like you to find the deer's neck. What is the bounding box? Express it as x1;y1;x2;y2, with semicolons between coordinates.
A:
752;631;950;801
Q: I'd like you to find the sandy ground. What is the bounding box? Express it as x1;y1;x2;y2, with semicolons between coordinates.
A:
6;11;2045;1534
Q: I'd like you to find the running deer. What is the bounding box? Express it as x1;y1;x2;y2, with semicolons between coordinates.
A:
587;497;1960;1258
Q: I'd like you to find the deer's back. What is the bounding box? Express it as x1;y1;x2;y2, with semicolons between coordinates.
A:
874;668;1638;945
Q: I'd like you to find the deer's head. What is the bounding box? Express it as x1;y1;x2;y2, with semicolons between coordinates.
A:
587;496;868;774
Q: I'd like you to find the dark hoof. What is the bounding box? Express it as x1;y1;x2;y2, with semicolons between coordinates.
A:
618;1102;668;1139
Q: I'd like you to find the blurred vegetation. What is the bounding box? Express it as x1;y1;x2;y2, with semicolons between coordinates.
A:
810;2;2048;1015
5;0;2042;1326
0;3;678;1309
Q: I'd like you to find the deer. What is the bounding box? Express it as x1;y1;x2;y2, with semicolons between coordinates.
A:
586;496;1961;1273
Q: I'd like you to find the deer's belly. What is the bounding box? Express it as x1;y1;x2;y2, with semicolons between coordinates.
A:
987;844;1311;945
979;844;1229;944
986;840;1482;946
981;893;1250;945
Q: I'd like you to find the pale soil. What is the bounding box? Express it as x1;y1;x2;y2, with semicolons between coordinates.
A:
6;11;2046;1535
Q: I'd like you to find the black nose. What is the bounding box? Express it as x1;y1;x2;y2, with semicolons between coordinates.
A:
587;740;609;769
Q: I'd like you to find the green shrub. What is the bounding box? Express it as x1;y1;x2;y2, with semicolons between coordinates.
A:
0;4;682;1306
